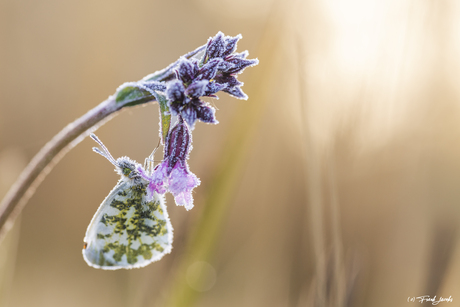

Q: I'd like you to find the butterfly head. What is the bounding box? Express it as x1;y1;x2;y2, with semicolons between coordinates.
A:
90;134;142;180
116;157;141;179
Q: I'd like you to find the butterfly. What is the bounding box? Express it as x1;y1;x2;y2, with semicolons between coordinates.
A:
82;134;173;270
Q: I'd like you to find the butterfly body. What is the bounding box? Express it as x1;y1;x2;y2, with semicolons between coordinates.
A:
83;136;173;270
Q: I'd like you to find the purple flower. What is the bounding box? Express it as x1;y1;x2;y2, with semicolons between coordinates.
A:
142;118;200;210
203;32;259;100
147;161;168;195
204;32;241;59
168;161;200;210
164;32;257;129
166;58;222;129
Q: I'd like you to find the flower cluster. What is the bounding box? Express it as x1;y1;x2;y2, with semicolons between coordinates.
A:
166;58;222;129
166;31;259;129
144;32;258;210
204;32;259;100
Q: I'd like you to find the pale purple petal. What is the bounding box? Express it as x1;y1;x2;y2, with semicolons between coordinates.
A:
168;162;200;210
148;161;168;195
168;163;200;193
136;165;150;180
174;191;194;211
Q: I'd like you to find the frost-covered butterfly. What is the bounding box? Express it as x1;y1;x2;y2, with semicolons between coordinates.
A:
82;134;173;270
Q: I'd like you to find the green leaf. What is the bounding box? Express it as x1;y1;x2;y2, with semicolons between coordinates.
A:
115;85;155;107
115;84;170;143
154;92;171;144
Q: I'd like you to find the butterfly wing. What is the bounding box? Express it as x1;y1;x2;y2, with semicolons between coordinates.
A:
82;179;173;269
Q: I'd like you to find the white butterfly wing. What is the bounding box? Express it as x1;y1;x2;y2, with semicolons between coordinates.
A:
82;179;173;269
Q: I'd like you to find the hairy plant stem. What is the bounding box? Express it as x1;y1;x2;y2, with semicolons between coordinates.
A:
0;44;207;243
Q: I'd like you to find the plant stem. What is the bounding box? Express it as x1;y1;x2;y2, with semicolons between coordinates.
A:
0;97;120;242
143;44;206;82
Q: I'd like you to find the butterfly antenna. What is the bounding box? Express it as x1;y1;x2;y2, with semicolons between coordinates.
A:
90;134;118;166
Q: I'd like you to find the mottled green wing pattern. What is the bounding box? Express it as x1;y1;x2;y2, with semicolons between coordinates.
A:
82;179;173;270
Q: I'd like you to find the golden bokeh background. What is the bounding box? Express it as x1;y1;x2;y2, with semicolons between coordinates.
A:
1;0;460;306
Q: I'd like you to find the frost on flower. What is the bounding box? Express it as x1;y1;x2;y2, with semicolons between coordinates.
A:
164;31;258;129
134;32;258;209
141;117;200;210
203;32;259;100
166;58;221;129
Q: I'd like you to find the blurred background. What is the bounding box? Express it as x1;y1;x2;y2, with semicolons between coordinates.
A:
1;0;460;306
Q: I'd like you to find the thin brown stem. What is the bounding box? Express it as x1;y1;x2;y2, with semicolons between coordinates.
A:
0;96;121;242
